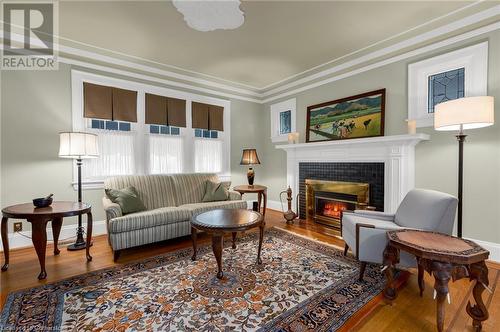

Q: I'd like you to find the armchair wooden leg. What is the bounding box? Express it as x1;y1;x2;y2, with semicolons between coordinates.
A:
343;244;349;256
359;261;367;281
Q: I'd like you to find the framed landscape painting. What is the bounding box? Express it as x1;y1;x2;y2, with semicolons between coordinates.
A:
306;89;386;142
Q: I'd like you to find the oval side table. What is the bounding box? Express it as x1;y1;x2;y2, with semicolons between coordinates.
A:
1;201;93;280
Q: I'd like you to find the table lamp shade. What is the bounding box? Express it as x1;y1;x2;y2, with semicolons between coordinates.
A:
240;149;260;165
59;132;99;159
434;96;494;131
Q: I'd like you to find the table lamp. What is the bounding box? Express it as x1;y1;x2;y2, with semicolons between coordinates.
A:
59;132;99;250
240;148;261;185
434;96;494;238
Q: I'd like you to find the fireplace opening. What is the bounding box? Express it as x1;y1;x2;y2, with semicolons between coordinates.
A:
315;196;357;222
305;179;371;229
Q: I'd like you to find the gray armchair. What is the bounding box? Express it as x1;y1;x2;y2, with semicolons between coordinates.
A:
342;189;458;280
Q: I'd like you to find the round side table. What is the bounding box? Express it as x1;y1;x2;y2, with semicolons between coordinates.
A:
1;201;93;280
233;185;267;216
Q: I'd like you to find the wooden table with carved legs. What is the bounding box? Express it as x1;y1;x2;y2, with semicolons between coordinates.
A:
191;209;264;279
1;201;93;280
383;230;490;332
233;185;267;216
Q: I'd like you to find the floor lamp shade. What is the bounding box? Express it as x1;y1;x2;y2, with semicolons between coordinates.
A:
59;132;99;159
434;96;494;131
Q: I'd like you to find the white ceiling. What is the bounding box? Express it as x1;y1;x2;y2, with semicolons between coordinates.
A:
58;1;498;89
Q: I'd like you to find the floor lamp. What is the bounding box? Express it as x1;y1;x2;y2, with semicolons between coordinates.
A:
59;132;99;250
434;96;494;238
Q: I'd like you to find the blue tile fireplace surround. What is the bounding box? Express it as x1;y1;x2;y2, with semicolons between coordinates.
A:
298;162;385;219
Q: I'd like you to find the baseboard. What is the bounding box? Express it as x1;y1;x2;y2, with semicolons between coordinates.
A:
466;238;500;263
0;220;107;251
246;199;282;212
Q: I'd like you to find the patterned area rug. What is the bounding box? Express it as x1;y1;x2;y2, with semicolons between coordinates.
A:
1;228;393;331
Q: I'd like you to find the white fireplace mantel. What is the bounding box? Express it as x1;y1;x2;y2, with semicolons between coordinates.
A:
276;134;430;213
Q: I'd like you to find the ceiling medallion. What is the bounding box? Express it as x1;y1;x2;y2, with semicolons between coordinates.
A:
172;0;244;32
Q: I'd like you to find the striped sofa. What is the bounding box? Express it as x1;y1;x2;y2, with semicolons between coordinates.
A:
103;173;247;260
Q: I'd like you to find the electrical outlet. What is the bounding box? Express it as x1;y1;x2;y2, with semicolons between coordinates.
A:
13;222;22;232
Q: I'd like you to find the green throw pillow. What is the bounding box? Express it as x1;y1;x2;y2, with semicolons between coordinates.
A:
105;186;146;215
202;180;229;202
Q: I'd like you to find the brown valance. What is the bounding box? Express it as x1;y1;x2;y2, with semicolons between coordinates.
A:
192;102;209;130
145;93;167;125
112;87;137;122
145;94;186;127
209;105;224;131
167;97;186;127
84;82;112;120
83;82;137;122
192;102;224;131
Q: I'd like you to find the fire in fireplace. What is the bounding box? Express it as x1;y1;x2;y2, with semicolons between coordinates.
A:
316;197;356;220
305;179;370;229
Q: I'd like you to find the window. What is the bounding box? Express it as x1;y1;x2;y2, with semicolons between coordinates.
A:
72;70;231;188
279;110;292;134
194;139;222;173
270;98;296;142
85;130;135;179
149;135;183;174
427;68;464;113
408;42;488;127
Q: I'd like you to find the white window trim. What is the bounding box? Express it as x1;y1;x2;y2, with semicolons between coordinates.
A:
408;41;488;128
270;98;296;143
71;69;231;189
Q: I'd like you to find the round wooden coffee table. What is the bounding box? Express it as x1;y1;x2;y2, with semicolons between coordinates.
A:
191;209;264;279
1;201;92;280
383;229;489;332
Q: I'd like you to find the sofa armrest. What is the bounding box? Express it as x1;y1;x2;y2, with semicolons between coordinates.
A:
348;210;396;222
228;190;242;201
102;197;123;221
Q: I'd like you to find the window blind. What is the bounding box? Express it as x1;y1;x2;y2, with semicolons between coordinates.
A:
83;82;137;122
146;93;186;127
191;102;224;131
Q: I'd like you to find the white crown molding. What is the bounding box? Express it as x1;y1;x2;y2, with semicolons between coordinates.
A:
262;4;500;98
260;0;489;91
262;20;500;104
1;4;499;104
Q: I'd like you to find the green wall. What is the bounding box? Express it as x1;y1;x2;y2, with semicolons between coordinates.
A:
260;30;500;243
0;64;262;232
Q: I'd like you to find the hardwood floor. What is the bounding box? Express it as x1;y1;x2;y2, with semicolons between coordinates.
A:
1;209;498;331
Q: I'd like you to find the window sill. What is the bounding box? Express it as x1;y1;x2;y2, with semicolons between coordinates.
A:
271;135;289;143
72;172;233;191
72;181;105;191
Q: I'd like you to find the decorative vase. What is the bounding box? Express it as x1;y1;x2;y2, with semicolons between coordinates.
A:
247;167;255;185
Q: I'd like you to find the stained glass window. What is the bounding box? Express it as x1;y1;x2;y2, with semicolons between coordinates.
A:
279;110;292;134
428;68;465;113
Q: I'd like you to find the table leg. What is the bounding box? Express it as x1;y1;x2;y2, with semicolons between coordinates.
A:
417;260;425;297
257;192;262;214
466;261;489;331
257;221;265;265
51;217;63;255
86;212;93;262
212;234;224;279
191;227;197;261
432;261;452;332
30;218;48;280
231;232;237;249
1;217;9;271
262;190;267;217
382;244;399;301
